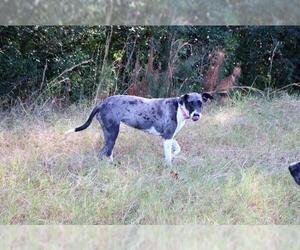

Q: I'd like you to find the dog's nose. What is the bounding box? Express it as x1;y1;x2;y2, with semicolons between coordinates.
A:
192;113;200;121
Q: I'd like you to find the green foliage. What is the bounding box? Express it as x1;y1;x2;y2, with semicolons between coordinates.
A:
0;26;299;107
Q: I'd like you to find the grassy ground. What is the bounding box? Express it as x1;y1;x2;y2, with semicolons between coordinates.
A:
0;95;299;224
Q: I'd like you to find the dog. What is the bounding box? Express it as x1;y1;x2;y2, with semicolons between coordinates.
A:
289;161;300;185
65;92;213;165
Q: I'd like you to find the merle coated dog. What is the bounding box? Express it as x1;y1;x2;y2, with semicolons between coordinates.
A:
289;161;300;185
65;92;213;165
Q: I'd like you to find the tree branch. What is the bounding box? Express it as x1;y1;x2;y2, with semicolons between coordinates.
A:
48;59;92;86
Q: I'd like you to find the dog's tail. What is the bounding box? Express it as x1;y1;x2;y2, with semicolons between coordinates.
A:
65;106;101;135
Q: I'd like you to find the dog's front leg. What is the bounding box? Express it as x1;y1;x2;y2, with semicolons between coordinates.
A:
163;139;173;166
172;139;181;156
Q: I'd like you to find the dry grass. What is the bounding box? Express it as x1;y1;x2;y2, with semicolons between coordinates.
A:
0;95;299;224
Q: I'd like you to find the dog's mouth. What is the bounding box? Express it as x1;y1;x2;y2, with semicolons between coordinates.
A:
192;114;200;121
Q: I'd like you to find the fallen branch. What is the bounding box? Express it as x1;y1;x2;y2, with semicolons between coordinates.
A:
213;85;265;97
270;83;300;94
212;83;299;98
34;59;93;105
48;59;93;86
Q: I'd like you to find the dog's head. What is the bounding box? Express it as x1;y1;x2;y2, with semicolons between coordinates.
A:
289;162;300;185
180;92;213;121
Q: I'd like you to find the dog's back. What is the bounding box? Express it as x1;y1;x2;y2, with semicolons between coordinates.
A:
97;95;178;137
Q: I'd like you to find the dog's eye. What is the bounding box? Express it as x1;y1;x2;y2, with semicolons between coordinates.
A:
197;100;202;106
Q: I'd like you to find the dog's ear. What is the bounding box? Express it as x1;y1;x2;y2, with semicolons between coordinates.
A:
202;92;213;102
180;94;189;105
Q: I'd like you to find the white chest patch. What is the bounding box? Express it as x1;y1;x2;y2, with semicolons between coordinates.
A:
173;105;186;137
145;126;161;136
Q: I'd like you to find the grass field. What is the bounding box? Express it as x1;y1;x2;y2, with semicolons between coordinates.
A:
0;95;299;224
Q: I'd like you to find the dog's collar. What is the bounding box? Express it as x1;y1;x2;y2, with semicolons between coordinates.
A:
179;104;190;119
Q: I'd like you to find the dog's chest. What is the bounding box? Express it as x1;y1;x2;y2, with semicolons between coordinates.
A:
173;107;186;137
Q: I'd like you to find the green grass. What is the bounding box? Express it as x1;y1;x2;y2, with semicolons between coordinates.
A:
0;95;299;224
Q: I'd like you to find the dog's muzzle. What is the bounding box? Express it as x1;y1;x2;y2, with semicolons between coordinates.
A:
192;113;201;121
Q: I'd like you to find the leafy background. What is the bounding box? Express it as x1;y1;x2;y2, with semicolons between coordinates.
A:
0;26;300;107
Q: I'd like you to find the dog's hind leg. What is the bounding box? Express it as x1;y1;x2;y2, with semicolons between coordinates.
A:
98;124;120;161
172;139;181;156
97;112;120;161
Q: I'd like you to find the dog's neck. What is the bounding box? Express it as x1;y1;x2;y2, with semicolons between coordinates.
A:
179;103;190;119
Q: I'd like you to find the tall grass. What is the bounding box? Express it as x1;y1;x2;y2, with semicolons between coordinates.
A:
0;95;299;224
